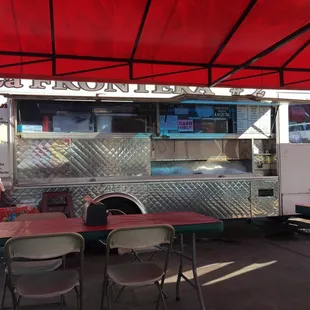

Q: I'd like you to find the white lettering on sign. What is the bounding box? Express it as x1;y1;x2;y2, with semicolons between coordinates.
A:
178;119;194;132
214;106;229;118
0;78;308;101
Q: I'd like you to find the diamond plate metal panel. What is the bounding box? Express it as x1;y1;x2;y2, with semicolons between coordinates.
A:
16;139;72;181
146;180;251;219
2;179;278;219
250;180;279;217
71;139;151;177
2;183;148;216
16;138;151;183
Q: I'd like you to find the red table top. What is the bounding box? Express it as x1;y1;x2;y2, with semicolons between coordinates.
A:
0;212;222;240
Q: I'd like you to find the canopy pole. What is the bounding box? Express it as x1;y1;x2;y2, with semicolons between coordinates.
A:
281;40;309;68
280;40;309;86
284;77;310;87
209;0;257;65
129;0;152;79
49;0;56;76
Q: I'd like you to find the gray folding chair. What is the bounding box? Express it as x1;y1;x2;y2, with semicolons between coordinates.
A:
4;233;84;310
107;209;160;262
100;225;175;310
1;212;68;310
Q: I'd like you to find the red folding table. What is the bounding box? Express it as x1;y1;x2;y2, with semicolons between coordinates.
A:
0;211;223;310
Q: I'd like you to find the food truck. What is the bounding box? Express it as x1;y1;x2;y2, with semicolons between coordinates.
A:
0;78;309;219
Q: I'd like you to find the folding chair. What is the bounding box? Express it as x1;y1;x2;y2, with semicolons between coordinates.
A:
4;233;84;310
1;212;68;310
107;209;160;262
100;225;175;310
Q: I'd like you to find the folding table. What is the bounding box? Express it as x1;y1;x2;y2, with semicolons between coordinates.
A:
0;211;223;310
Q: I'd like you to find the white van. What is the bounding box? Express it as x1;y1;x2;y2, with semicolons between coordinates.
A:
289;122;310;143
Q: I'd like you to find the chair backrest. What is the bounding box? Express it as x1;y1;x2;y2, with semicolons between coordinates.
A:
104;225;175;276
5;233;84;261
107;225;174;251
106;225;175;272
16;212;67;221
5;233;85;288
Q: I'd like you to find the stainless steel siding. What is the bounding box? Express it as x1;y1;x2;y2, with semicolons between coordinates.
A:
16;138;151;183
2;179;279;219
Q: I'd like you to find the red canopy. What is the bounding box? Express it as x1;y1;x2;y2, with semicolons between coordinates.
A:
0;0;309;89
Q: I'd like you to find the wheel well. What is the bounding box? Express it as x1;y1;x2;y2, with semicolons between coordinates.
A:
94;192;144;214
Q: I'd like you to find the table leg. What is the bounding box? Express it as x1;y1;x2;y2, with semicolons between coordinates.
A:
176;234;184;301
191;233;205;310
175;233;206;310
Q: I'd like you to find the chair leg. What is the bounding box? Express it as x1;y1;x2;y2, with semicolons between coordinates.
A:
114;286;125;303
79;283;83;310
111;283;116;298
131;250;142;263
106;284;112;310
7;282;17;310
100;278;108;310
148;251;158;261
162;290;168;299
74;286;80;310
155;282;167;310
15;296;21;310
61;295;65;310
62;295;67;307
0;274;7;310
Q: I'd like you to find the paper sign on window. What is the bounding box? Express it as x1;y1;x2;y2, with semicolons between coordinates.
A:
178;119;194;132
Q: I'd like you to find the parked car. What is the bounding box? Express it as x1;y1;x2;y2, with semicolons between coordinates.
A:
289;122;310;143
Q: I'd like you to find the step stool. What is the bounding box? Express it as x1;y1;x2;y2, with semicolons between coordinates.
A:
40;191;74;218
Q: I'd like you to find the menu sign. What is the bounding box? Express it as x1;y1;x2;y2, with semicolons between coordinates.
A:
246;106;260;134
237;105;271;135
178;119;194;132
236;106;248;133
248;106;259;122
258;107;271;135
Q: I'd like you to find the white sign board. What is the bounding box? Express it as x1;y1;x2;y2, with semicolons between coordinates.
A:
237;105;271;136
0;104;9;178
236;106;248;133
0;78;309;101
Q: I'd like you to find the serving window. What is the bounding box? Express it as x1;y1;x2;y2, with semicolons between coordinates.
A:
159;103;274;137
16;100;156;134
159;104;236;135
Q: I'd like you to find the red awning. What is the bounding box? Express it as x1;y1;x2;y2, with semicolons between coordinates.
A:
0;0;309;89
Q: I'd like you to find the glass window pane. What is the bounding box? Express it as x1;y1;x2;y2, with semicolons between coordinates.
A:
289;104;310;143
17;100;155;134
159;104;237;135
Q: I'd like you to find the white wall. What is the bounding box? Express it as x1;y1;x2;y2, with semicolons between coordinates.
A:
278;103;310;215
